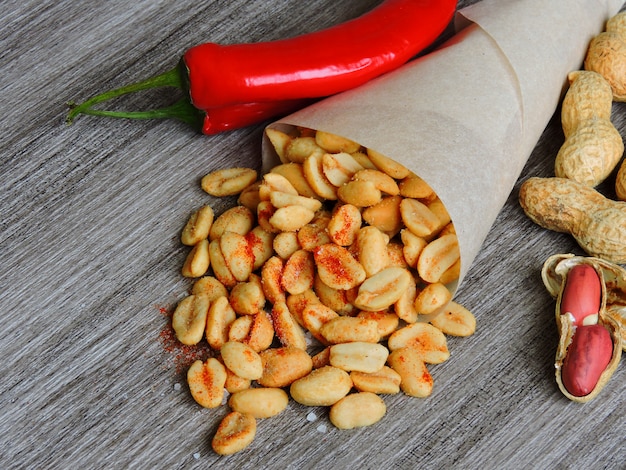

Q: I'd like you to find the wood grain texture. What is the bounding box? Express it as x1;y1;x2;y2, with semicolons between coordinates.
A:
1;1;625;468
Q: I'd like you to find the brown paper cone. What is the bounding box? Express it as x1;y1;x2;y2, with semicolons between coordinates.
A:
262;0;624;295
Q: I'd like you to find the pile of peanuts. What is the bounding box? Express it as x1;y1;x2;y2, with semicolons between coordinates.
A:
172;126;476;455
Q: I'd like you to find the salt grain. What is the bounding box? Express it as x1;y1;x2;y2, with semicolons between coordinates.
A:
306;412;317;422
316;424;327;433
193;452;200;460
173;383;182;391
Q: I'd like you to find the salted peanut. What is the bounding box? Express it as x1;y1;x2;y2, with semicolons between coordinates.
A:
430;301;477;337
327;203;362;246
219;231;254;282
351;151;378;170
311;346;331;368
356;226;390;277
337;180;382;207
270;205;316;232
286;289;321;327
256;200;279;234
259;173;299;200
357;311;400;339
228;388;289;419
329;342;389;373
329;392;386;430
206;296;237;350
286;136;325;163
282;249;315;295
269;191;323;213
302;302;340;344
388;347;433;398
266;128;292;163
172;294;210;345
187;358;227;408
439;222;456;237
297;222;332;251
322;152;365;186
201;167;258;197
367;148;410;179
398;173;435;199
210;206;255;241
258;346;313;387
400;198;441;239
181;205;214;246
228;315;254;343
272;231;299;259
314;243;366;290
401;229;427;268
353;169;399;195
319;316;380;344
192;275;228;301
394;282;419;324
354;267;412;312
362;195;403;237
211;411;257;456
290;366;353;406
244;226;273;271
387;322;450;364
270;163;321;199
314;274;357;316
351;366;401;394
315;130;361;154
208;239;237;288
181;239;210;278
439;258;461;285
271;301;308;350
229;275;265;315
417;233;461;283
220;341;263;380
243;311;274;352
237;181;262;211
414;282;452;316
303;153;338;200
223;363;252;394
386;242;409;268
261;256;285;304
428;197;451;228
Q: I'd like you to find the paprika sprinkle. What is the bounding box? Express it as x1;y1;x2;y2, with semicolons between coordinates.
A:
66;0;457;134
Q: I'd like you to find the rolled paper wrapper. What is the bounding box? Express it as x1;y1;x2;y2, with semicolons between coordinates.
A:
262;0;624;297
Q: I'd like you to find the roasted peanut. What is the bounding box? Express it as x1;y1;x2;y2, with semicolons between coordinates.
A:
353;267;412;311
315;130;361;154
417;234;461;284
270;205;316;232
357;311;400;339
172;294;210;345
322;152;365;186
229;275;265;315
329;341;389;373
242;311;274;352
212;411;257;456
205;296;236;350
220;231;254;282
400;198;441;239
286;136;324;163
362;195;404;237
228;315;254;343
281;249;315;295
314;275;357;316
259;173;299;199
210;206;255;241
246;226;275;271
289;366;353;406
337;180;382;207
181;205;214;246
319;316;380;344
258;346;313;388
228;388;289;419
366;148;410;179
192;275;228;301
187;358;227;408
388;347;434;398
270;163;321;199
260;256;285;304
387;322;450;364
303;153;338;200
414;282;452;316
430;301;477;337
350;366;401;394
201;167;258;197
355;226;390;277
220;341;263;381
327;203;362;246
273;231;301;259
329;392;386;429
181;239;210;278
519;177;626;263
271;301;308;350
301;302;340;344
313;243;366;290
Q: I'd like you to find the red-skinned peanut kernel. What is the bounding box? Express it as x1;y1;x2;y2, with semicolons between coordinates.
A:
561;324;613;397
560;264;601;326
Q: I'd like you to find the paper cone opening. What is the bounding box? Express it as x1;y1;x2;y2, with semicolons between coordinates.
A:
262;0;623;298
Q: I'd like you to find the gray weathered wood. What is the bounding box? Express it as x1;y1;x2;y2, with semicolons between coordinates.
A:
1;1;624;468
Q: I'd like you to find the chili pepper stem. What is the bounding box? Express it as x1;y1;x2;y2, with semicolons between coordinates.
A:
65;63;197;126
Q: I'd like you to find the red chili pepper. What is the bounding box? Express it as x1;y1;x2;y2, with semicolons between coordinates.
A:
66;0;456;134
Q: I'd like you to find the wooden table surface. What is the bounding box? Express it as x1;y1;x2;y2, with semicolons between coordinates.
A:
2;1;625;468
